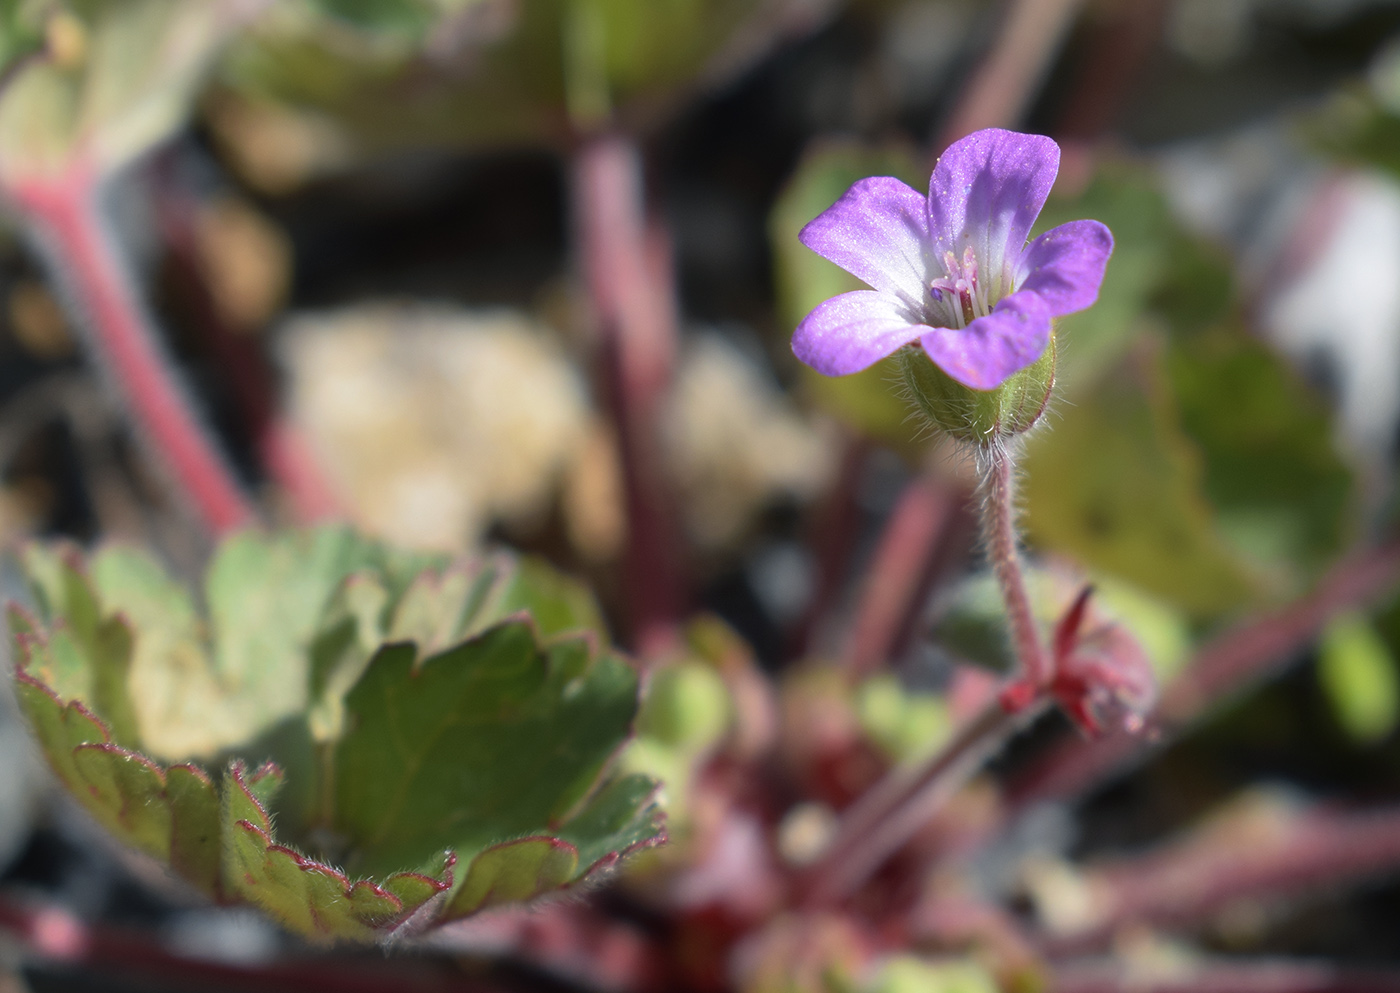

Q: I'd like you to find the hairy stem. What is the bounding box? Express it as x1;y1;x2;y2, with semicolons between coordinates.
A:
982;442;1050;686
12;169;255;535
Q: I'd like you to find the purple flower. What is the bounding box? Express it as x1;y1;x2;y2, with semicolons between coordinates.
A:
791;129;1113;391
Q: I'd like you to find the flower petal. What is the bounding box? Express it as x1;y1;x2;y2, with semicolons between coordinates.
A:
1016;219;1113;315
919;289;1052;390
792;290;928;376
927;129;1059;297
799;177;934;306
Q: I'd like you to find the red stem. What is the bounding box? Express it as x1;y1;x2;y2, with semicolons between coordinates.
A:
11;167;255;535
801;697;1049;906
982;444;1050;686
1040;802;1400;955
150;168;342;522
936;0;1090;150
1009;538;1400;808
843;472;967;677
789;434;868;660
572;135;684;654
0;892;501;993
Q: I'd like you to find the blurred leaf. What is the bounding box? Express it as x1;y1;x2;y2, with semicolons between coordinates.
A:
1033;166;1233;391
1167;327;1354;584
769;140;926;447
0;0;47;76
1318;611;1399;745
0;0;253;181
10;528;662;942
1309;90;1400;180
854;674;952;763
635;658;731;750
305;0;442;36
863;956;999;993
215;0;801;167
86;527;422;759
1022;345;1259;617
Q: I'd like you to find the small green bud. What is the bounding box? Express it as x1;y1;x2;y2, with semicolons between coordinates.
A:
896;328;1056;444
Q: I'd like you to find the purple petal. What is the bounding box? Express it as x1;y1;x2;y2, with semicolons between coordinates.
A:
919;290;1052;390
792;290;927;376
1017;219;1114;315
799;177;934;306
927;129;1060;297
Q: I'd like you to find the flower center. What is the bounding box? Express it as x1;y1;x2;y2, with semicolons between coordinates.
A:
928;246;991;330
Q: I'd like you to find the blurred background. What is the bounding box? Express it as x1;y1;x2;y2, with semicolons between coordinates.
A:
8;0;1400;990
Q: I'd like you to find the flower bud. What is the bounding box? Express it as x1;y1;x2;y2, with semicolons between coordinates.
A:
896;328;1056;444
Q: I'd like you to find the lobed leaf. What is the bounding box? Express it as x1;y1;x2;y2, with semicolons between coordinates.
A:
221;762;452;942
8;528;663;942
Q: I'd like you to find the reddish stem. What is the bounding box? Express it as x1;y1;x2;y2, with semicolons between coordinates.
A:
801;697;1049;907
0;893;501;993
10;167;255;535
982;444;1050;686
789;434;868;659
1009;538;1400;809
1041;802;1400;955
843;472;968;677
150;168;341;522
936;0;1090;150
572;135;684;654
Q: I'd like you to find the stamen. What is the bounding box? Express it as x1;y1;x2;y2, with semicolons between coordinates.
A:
929;246;988;329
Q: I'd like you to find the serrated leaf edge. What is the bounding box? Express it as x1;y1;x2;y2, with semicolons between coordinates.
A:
226;762;456;935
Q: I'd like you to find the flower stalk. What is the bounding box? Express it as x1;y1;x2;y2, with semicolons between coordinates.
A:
981;441;1051;689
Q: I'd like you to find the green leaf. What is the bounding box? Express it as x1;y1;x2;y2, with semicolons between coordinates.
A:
0;0;255;180
216;0;785;168
21;544;141;746
167;764;222;895
332;621;653;877
446;837;578;917
221;761;450;942
1166;327;1354;585
10;528;662;942
1319;612;1399;745
1021;344;1260;617
71;742;173;859
11;644;225;897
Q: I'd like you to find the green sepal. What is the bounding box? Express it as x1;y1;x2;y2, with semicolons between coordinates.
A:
896;333;1057;445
